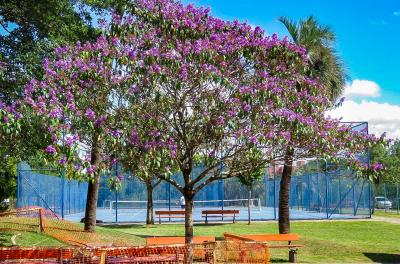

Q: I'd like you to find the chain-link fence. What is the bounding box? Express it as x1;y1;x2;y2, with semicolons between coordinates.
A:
373;183;400;214
17;161;372;222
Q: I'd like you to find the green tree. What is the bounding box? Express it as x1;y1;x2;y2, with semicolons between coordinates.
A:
0;0;100;211
370;140;400;184
278;16;347;234
0;0;99;102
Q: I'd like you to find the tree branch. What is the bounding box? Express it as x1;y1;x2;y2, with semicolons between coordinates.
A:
157;174;184;193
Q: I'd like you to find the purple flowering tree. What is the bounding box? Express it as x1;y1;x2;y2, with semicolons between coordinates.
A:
1;2;386;251
107;0;385;250
1;34;136;232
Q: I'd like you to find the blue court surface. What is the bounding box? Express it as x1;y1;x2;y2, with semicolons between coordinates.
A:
65;206;369;223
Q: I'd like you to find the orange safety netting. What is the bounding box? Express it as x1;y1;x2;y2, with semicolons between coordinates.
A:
0;207;139;247
0;242;269;263
0;207;270;263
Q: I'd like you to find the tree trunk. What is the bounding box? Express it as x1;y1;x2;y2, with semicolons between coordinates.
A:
146;182;154;225
184;194;194;263
248;186;252;225
84;134;102;232
279;147;294;234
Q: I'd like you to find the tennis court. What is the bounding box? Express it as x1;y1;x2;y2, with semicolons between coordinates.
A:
18;151;372;224
64;198;365;223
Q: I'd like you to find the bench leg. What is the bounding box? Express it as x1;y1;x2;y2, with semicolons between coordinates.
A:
289;249;298;263
233;213;236;223
205;214;208;224
159;215;161;224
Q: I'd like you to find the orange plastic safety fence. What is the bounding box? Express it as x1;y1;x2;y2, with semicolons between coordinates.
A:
0;208;270;263
0;207;139;247
0;242;269;263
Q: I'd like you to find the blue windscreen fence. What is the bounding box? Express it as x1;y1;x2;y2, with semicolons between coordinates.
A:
17;122;371;222
17;162;88;218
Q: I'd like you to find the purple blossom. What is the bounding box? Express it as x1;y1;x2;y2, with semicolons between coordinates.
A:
73;163;81;171
95;115;107;127
128;85;140;95
59;156;67;165
117;174;124;181
87;165;96;175
85;109;96;120
45;145;56;155
111;129;122;138
242;104;251;112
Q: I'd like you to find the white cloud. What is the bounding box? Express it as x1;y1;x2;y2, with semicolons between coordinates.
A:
344;79;380;98
328;100;400;139
394;11;400;16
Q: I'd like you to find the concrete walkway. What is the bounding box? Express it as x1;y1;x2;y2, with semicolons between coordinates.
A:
372;216;400;224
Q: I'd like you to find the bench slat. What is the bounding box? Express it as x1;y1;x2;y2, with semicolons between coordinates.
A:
155;211;185;215
224;233;301;244
269;245;304;248
201;215;236;218
202;210;239;214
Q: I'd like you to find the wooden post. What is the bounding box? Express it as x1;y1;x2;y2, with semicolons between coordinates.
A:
289;249;298;263
100;250;107;264
39;208;45;232
264;244;270;264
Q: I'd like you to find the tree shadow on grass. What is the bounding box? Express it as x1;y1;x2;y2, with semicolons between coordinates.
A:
0;232;11;246
269;258;290;263
363;253;400;263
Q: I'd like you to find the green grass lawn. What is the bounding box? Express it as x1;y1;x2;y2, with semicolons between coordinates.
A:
0;225;143;247
104;220;400;263
0;231;65;247
1;220;399;263
374;210;400;219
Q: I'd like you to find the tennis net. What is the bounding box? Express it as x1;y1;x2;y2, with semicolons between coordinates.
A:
104;198;262;211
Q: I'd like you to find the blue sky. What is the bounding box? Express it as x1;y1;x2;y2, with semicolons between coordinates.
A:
185;0;400;104
185;0;400;138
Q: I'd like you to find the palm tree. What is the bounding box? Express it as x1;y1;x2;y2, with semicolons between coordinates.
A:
277;16;346;234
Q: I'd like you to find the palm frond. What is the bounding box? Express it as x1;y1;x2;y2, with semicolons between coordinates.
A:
278;15;346;104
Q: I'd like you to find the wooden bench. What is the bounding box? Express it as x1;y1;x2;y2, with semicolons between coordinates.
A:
202;210;239;224
155;210;185;224
224;233;304;263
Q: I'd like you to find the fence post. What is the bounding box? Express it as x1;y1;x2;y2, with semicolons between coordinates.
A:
61;170;65;219
115;163;118;223
316;173;320;212
325;171;329;219
264;168;268;210
273;162;277;220
397;183;399;215
115;190;118;223
338;176;342;214
352;178;356;216
368;181;372;218
17;168;21;209
168;181;171;211
219;179;224;221
384;183;387;213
